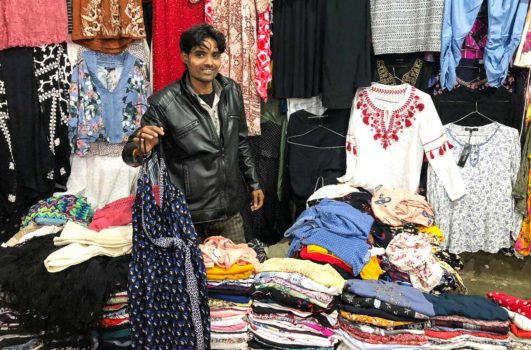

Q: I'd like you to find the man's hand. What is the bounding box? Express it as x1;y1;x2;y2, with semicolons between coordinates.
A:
133;126;165;155
250;189;265;211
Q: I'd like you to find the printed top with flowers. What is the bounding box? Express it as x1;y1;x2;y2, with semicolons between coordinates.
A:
338;83;466;201
68;50;149;156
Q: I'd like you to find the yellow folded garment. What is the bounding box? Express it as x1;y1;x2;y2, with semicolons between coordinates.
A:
206;263;254;280
258;258;345;290
360;256;383;280
417;225;444;243
208;298;252;309
340;311;413;327
307;244;333;255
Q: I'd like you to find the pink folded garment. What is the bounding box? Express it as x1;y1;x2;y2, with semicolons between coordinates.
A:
200;235;260;270
371;186;434;227
88;187;160;231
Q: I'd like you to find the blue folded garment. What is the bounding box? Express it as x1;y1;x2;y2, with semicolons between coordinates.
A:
285;199;373;275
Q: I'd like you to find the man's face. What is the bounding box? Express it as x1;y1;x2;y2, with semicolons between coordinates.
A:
182;37;221;84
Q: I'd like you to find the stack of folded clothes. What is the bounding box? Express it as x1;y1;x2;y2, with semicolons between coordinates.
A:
98;291;130;349
425;293;511;350
201;236;261;350
249;258;343;349
338;280;431;349
285;199;374;279
488;292;531;350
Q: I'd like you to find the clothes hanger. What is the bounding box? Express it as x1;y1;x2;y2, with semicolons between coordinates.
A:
452;100;496;124
287;112;346;149
391;67;407;84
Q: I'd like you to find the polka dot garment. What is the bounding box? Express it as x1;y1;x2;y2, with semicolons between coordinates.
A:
487;292;531;318
128;160;210;349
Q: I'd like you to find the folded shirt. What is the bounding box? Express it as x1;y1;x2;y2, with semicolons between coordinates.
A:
487;292;531;318
207;264;255;280
44;236;132;273
425;293;509;321
346;280;435;317
258;258;345;290
200;235;260;270
54;221;132;248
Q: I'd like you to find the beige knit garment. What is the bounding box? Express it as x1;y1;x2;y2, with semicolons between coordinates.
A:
44;221;132;273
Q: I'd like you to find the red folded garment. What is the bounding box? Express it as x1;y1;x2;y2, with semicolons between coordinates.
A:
88;186;160;231
101;317;129;328
299;245;353;274
487;292;530;318
425;329;508;340
511;323;531;339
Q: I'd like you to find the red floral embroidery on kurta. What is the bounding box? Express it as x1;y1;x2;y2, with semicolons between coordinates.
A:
356;87;424;149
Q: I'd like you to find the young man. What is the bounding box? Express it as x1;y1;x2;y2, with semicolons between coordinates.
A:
122;24;264;244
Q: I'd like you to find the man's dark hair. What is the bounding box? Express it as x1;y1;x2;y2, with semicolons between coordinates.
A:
180;23;226;54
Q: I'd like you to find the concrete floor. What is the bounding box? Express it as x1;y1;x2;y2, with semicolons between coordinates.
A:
267;240;531;298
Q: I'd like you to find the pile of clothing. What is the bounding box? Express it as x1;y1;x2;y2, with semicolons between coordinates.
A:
488;292;531;349
98;291;130;349
0;192;135;347
337;280;431;349
288;184;466;294
285;198;374;279
424;293;511;349
201;236;261;350
249;258;342;349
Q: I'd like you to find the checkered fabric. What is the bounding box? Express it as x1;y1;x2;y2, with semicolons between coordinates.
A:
195;213;246;244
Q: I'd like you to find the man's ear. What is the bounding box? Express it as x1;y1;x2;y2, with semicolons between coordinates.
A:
181;52;188;66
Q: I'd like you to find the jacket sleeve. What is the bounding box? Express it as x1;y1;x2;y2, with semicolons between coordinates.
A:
235;84;261;191
122;102;167;167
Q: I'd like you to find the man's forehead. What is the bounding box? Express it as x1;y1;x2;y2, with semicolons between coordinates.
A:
192;39;219;52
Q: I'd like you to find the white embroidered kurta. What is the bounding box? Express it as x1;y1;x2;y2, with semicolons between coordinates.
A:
338;83;466;201
427;123;523;254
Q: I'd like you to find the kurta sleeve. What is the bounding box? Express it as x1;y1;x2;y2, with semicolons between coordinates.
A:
337;98;358;184
420;99;466;201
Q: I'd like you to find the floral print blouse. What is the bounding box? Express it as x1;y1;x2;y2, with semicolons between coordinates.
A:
68;50;148;156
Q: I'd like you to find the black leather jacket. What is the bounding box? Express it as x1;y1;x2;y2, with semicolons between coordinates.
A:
123;72;260;223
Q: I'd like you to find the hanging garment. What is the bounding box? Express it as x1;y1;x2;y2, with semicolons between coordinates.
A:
34;44;72;187
66;154;139;209
209;0;268;136
0;61;19;240
440;0;528;90
427;123;523;254
68;50;149;156
370;0;444;55
287;109;349;209
321;0;371;109
128;160;210;349
515;5;531;67
271;0;324;99
71;0;146;54
432;67;526;133
461;12;488;60
152;0;204;92
372;54;434;93
0;0;68;50
255;6;272;102
338;83;466;201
